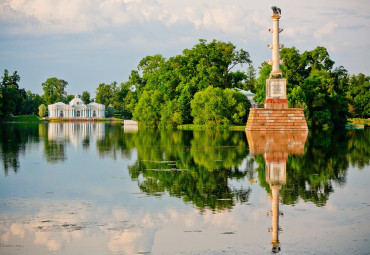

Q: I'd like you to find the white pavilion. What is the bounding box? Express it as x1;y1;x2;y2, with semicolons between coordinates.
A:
48;94;105;119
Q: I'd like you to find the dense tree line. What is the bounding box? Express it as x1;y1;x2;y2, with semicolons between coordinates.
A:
1;40;370;127
0;70;93;118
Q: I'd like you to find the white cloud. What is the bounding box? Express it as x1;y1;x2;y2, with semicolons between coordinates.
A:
314;21;339;40
0;0;268;35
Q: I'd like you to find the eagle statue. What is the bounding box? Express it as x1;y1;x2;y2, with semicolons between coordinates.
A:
271;6;281;15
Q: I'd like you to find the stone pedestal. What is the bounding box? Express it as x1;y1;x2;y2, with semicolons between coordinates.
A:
265;78;288;109
246;108;308;131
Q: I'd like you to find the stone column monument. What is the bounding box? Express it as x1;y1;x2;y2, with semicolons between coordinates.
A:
265;6;288;109
245;6;308;131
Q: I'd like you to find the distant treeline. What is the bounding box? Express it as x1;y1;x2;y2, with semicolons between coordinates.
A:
1;39;369;128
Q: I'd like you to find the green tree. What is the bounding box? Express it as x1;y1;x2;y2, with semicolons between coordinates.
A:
301;70;347;128
0;69;25;117
190;86;250;126
20;91;44;115
245;65;257;92
95;82;117;108
253;62;271;107
42;77;68;105
106;104;115;117
122;90;138;119
127;39;252;125
160;98;183;128
81;91;91;104
133;90;163;126
38;104;46;117
64;94;75;104
347;73;370;118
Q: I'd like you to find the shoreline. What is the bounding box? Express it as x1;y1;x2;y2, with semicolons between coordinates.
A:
0;115;123;123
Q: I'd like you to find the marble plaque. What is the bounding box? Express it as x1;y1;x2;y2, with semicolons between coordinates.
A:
266;78;286;99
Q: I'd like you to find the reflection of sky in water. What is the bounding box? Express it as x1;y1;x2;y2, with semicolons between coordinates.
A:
0;123;369;254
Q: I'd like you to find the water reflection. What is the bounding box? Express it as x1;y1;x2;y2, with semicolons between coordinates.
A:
0;123;40;174
1;123;370;208
0;123;370;254
48;122;104;148
246;130;308;253
126;129;253;212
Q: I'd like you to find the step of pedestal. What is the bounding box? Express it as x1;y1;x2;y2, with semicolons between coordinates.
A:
245;108;308;131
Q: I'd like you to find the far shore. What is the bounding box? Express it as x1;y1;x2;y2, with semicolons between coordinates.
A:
0;115;123;123
1;115;369;129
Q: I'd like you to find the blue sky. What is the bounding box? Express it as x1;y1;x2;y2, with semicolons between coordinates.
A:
0;0;369;97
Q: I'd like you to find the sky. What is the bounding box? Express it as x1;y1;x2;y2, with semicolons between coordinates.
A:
0;0;370;97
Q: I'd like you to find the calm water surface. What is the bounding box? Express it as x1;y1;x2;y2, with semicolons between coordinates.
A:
0;123;369;254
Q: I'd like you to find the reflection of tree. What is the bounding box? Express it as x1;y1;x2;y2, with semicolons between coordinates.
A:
0;123;40;174
256;129;370;207
126;129;252;212
96;123;133;159
43;139;67;163
347;129;370;169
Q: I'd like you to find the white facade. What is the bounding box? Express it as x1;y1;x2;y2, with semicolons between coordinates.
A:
48;95;105;118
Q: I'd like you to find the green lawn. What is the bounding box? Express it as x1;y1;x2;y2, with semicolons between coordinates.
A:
3;115;46;122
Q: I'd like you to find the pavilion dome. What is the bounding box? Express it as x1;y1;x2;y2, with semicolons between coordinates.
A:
69;94;84;107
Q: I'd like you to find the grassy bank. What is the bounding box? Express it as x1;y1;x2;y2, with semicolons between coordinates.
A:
177;124;246;130
1;115;47;122
348;118;370;125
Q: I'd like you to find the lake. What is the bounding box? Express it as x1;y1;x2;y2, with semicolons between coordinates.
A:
0;122;369;254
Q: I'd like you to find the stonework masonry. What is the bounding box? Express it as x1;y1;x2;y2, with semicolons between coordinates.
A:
246;108;308;131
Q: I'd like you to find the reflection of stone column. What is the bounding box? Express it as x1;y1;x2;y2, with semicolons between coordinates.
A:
266;159;286;253
246;130;308;253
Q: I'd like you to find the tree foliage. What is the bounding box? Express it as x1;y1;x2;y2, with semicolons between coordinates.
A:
129;39;252;126
0;69;26;117
38;104;46;117
191;86;250;126
42;77;68;106
95;82;117;108
81;91;91;104
347;73;370;118
106;104;115;117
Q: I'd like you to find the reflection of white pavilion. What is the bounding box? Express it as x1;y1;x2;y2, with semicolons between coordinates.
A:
48;95;105;118
48;122;105;148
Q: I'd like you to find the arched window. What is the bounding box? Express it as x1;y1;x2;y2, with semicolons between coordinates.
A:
60;110;63;117
93;110;96;117
77;111;81;117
